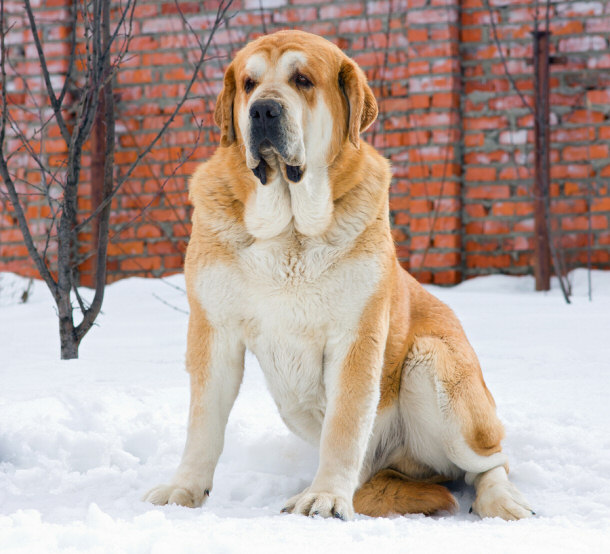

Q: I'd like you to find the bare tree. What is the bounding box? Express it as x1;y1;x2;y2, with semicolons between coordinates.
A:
0;0;234;359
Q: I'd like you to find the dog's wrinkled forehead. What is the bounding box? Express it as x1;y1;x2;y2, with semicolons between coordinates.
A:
243;50;307;84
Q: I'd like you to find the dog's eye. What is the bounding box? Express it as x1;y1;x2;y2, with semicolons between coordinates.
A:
293;73;313;89
244;77;256;94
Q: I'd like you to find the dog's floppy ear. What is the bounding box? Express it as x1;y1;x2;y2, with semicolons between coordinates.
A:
339;58;378;148
214;62;236;147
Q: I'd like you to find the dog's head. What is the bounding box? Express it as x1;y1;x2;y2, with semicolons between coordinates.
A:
214;30;377;185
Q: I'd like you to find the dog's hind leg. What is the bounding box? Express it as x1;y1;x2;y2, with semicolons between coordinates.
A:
399;335;534;520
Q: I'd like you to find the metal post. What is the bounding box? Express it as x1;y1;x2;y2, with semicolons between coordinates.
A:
532;30;551;291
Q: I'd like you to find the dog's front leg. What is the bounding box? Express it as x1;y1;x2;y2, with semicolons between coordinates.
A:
283;307;388;520
144;303;244;508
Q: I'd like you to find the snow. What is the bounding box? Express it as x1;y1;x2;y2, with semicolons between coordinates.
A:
1;269;610;553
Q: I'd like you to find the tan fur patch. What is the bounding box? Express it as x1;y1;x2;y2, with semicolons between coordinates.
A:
353;469;458;517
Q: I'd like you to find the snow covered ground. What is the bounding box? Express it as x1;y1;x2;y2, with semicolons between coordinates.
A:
1;269;609;553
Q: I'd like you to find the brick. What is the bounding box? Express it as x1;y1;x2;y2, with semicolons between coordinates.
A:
466;254;511;269
107;241;144;256
410;216;461;233
409;270;433;283
465;240;499;253
407;95;430;109
433;270;462;285
464;133;484;147
560;217;590;232
433;234;461;249
551;20;585;35
320;3;363;19
465;185;511;199
162;254;184;269
464;167;497;182
432;92;459;108
463;115;508;130
407;9;457;25
563;110;605;124
586;90;610;105
461;28;482;43
119;256;162;272
465;151;510;165
592;198;610;212
551;165;594;179
560;36;607;53
409;252;461;269
408;60;430;75
407;28;428;42
482;220;511;234
563;145;609;161
338;18;383;34
552;127;595;143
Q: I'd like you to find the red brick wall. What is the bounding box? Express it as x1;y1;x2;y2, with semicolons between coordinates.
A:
1;0;609;286
461;0;610;278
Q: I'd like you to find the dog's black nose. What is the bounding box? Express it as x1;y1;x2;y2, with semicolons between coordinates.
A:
249;99;282;121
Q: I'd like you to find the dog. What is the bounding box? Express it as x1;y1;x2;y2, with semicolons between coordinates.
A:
144;30;533;521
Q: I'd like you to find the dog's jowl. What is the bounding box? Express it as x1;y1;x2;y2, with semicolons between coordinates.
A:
144;31;533;521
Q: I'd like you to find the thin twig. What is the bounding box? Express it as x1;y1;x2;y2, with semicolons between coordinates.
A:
258;0;268;35
57;0;78;106
484;0;534;116
23;0;72;144
152;292;188;315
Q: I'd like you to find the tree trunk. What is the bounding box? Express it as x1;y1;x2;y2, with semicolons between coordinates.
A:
59;310;80;359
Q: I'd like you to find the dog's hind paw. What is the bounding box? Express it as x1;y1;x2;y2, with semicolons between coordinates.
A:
472;467;534;521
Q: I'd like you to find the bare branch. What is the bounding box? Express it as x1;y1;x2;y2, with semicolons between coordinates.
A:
258;0;268;35
73;280;88;315
57;0;78;107
6;112;65;191
102;0;135;65
152;292;188;315
483;0;534;116
23;0;72;144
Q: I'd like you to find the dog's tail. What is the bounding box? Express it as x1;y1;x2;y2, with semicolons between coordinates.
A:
353;469;458;517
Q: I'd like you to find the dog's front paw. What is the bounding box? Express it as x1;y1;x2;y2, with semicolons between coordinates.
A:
472;480;534;521
143;483;210;508
281;489;354;521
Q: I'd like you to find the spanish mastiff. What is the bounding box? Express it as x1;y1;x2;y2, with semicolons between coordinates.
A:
144;30;533;521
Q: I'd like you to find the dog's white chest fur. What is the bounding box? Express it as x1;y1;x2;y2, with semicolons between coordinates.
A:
196;231;379;444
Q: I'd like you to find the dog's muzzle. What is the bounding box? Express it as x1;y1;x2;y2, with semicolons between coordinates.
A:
249;99;303;185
